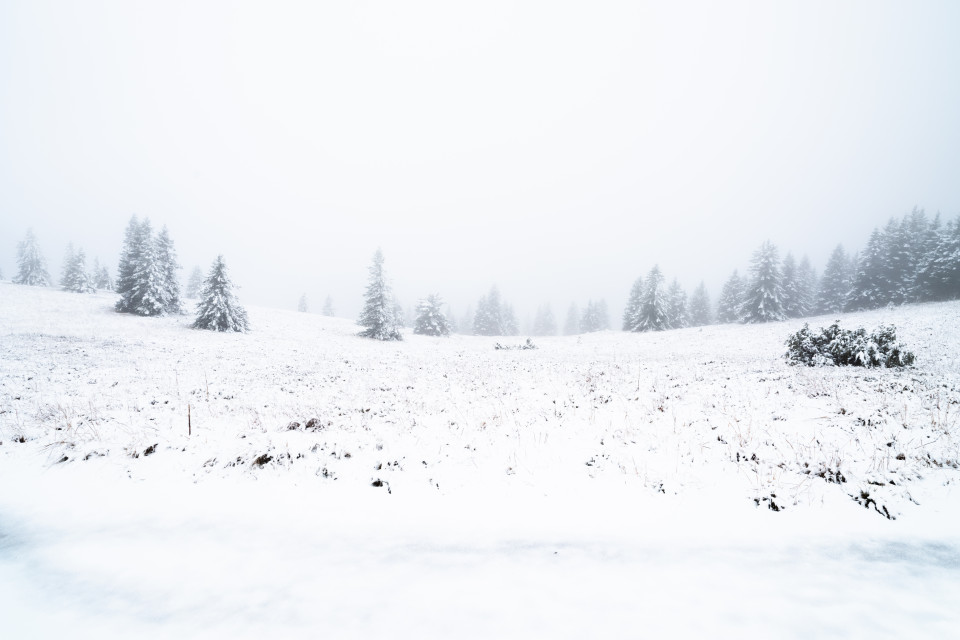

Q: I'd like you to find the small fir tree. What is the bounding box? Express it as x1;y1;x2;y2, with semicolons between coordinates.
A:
688;282;712;326
474;286;504;336
716;270;745;324
816;245;851;314
563;302;581;335
60;244;94;293
501;302;520;336
185;266;205;299
155;226;182;314
13;228;51;287
358;249;402;341
298;294;309;312
322;296;335;317
666;279;688;329
192;255;250;332
413;294;451;336
532;304;557;336
846;229;887;311
91;257;113;291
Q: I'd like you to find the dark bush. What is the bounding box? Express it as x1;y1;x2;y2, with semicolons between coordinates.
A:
785;322;915;367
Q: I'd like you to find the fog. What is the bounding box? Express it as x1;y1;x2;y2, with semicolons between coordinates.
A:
2;1;959;323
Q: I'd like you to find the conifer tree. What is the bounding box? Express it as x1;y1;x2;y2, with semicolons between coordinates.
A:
563;302;581;335
580;300;603;333
637;265;669;331
185;266;204;299
192;255;250;332
780;253;800;318
155;226;182;314
795;256;817;318
716;270;745;324
446;306;460;334
622;277;644;332
532;304;557;336
298;294;309;312
414;294;451;336
358;249;402;341
323;296;335;317
60;244;94;293
501;302;519;336
742;241;785;323
460;306;473;335
473;286;504;336
115;216;148;309
666;279;688;329
13;229;51;287
816;245;851;314
688;282;712;327
917;215;960;301
846;228;887;311
92;257;113;291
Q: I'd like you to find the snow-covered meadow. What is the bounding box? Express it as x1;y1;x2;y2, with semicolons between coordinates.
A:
2;282;959;638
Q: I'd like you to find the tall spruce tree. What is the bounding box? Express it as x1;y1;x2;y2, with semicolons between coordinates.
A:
794;256;817;318
192;255;250;332
501;302;519;336
580;300;603;333
358;249;402;341
716;270;745;324
688;281;712;327
637;265;669;331
13;228;51;287
622;277;644;332
917;215;960;300
742;241;785;323
414;294;451;336
115;217;168;316
780;253;801;318
155;226;182;314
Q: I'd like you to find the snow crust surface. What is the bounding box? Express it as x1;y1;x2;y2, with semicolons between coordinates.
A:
1;282;959;638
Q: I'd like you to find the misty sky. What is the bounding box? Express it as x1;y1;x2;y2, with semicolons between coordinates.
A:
2;1;959;323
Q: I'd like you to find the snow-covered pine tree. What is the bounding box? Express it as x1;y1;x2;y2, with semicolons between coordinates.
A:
637;265;669;331
155;226;182;314
742;241;785;323
473;286;504;336
716;270;745;324
446;306;460;333
501;302;519;336
688;282;712;327
91;257;113;291
622;277;644;332
794;256;816;318
298;294;309;312
666;279;688;329
532;304;557;336
780;253;798;317
185;266;204;299
816;245;851;314
192;255;250;332
60;244;94;293
580;300;601;333
414;294;451;336
917;215;960;301
115;216;147;309
13;229;51;287
358;249;401;341
322;296;335;317
846;229;887;311
596;299;610;330
563;302;581;335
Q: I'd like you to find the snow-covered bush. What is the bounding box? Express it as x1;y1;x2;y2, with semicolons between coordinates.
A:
785;322;915;367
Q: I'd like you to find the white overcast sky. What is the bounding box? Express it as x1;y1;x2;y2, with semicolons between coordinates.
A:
2;0;959;322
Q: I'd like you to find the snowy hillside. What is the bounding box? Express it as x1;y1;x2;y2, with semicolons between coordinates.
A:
2;282;959;638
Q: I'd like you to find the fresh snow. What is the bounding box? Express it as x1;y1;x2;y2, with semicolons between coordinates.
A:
1;282;959;638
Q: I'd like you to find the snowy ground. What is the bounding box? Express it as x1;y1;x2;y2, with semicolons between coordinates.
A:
1;282;959;638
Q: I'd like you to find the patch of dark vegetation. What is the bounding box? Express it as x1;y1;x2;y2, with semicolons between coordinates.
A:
494;338;537;351
143;444;157;457
305;418;325;431
852;490;896;520
785;322;915;368
286;421;301;431
371;478;392;494
754;493;782;512
252;453;273;467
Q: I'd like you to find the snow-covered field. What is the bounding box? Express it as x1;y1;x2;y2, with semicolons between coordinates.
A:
2;282;959;638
